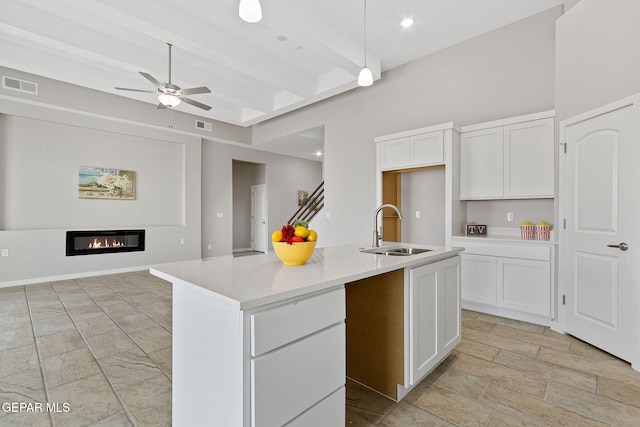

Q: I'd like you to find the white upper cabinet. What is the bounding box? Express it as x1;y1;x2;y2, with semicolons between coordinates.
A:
504;118;554;198
377;129;444;171
459;127;504;199
460;112;555;200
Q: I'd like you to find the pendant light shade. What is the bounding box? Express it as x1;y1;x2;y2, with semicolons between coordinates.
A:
158;93;181;107
358;67;373;87
239;0;262;23
358;0;374;87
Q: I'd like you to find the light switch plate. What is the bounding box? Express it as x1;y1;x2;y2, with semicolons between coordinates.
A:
415;211;421;219
507;212;514;222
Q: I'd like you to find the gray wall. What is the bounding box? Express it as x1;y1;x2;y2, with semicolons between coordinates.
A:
253;7;561;246
0;66;320;284
400;167;446;245
202;141;322;257
555;0;640;123
232;160;266;250
0;108;202;285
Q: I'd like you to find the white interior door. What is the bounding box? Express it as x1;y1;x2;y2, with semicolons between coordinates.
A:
563;104;635;362
251;184;267;253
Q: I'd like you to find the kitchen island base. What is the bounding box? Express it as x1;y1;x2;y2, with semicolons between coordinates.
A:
151;243;462;426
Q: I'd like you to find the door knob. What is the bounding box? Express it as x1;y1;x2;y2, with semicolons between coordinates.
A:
607;242;629;251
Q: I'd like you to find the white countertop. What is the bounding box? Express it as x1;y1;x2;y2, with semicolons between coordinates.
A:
150;242;463;310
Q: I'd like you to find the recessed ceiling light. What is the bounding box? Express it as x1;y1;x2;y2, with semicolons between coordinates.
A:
400;18;414;28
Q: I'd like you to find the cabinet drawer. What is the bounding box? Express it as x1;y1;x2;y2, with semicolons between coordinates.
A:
285;386;345;427
251;323;345;427
457;241;550;261
251;287;345;357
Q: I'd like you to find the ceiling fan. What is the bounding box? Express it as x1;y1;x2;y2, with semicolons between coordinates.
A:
115;43;212;111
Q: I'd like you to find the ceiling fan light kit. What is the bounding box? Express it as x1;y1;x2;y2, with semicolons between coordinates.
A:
239;0;262;23
158;93;181;107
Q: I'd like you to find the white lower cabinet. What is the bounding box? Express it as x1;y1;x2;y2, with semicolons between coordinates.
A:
408;256;461;385
498;257;550;316
455;238;554;325
249;287;346;427
460;254;497;306
285;387;345;427
251;324;345;427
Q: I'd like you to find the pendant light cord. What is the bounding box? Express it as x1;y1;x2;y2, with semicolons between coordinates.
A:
363;0;367;67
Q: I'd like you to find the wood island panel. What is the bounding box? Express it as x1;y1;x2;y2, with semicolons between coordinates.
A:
345;269;404;400
382;171;401;242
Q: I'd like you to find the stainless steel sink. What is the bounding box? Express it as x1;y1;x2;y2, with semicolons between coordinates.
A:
361;246;432;256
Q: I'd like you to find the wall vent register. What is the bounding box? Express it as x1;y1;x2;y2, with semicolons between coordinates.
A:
66;230;145;256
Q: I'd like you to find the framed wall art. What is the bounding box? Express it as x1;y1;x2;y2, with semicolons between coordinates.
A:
78;166;136;200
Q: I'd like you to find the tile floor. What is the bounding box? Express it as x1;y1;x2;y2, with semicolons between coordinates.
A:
2;271;640;426
347;310;640;426
0;271;172;427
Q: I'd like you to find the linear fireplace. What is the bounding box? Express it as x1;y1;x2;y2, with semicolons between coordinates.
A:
66;230;145;256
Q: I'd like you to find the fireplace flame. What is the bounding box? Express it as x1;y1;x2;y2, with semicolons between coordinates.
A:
88;238;125;249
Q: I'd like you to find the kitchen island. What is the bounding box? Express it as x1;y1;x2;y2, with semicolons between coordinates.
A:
151;242;463;427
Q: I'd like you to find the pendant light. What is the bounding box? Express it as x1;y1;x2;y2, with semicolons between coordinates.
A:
239;0;262;23
357;0;373;87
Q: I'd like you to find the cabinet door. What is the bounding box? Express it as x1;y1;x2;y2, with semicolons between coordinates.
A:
460;254;497;306
251;324;345;427
408;262;439;385
412;131;444;166
504;118;554;198
440;257;461;356
460;127;504;199
497;258;550;316
379;137;411;170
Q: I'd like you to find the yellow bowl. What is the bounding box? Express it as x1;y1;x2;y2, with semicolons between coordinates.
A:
272;241;316;266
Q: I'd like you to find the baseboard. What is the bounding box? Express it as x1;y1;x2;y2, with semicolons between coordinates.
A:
232;247;252;253
0;264;159;288
462;300;551;327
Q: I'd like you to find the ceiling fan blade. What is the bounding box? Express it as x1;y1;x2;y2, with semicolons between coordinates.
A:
139;72;166;90
115;87;155;93
180;86;211;95
181;97;212;111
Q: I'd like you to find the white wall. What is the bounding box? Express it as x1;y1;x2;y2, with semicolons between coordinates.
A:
202;140;323;257
253;7;561;247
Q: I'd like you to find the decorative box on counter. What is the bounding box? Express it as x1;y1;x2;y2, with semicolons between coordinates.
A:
466;224;487;236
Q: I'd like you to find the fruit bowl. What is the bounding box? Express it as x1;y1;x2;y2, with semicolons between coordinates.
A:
272;241;316;266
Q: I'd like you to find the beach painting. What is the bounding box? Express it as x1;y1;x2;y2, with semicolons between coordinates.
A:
78;166;136;200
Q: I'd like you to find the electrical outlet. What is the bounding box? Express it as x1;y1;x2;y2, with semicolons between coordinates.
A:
415;211;421;219
1;249;9;257
325;211;331;218
216;212;223;218
207;244;212;250
180;239;185;245
507;212;514;222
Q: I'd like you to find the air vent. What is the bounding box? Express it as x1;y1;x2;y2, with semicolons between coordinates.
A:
2;76;38;95
195;120;213;132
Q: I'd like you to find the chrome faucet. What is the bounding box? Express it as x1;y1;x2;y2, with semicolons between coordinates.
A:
373;204;403;247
